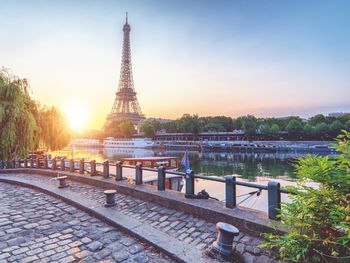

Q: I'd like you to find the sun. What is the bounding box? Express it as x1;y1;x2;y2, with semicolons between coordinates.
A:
63;101;90;131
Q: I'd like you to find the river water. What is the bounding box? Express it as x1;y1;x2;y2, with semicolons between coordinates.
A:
52;147;324;213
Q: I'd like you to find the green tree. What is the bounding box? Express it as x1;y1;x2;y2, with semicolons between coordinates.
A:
286;119;303;137
239;115;258;139
260;124;271;137
176;114;201;137
119;121;135;138
309;114;326;126
303;124;315;138
38;106;70;150
270;124;281;139
330;120;343;135
0;69;38;159
314;122;329;139
262;131;350;262
346;119;350;130
140;122;156;138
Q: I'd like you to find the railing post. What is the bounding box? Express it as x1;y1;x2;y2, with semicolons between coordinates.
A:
17;159;22;168
90;160;96;176
268;181;281;220
36;158;40;169
70;159;75;173
135;164;143;185
185;170;195;198
0;160;4;169
157;166;165;191
44;158;48;169
24;158;28;168
115;161;123;181
103;160;109;178
60;158;65;171
30;158;34;168
79;159;84;174
52;158;57;170
225;175;236;208
12;159;16;168
6;160;11;169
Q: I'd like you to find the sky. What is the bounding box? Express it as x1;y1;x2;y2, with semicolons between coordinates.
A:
1;0;350;129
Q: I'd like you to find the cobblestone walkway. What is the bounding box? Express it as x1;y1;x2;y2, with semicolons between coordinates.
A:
0;183;173;263
1;173;276;263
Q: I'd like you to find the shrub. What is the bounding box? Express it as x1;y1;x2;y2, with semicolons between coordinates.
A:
262;131;350;262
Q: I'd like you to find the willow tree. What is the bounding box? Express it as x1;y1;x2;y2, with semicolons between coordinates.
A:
0;69;38;159
38;106;71;150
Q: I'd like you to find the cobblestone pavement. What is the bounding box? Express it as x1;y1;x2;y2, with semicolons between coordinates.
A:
1;173;276;263
0;183;174;263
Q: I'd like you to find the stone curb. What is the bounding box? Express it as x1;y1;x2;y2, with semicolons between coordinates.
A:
0;176;216;263
0;169;286;237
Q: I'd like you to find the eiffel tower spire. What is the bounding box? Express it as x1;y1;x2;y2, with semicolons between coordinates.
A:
105;13;145;126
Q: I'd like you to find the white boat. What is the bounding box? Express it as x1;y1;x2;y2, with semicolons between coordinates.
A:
103;137;154;149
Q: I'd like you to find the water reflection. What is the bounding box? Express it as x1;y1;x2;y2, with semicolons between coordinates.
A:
51;147;310;182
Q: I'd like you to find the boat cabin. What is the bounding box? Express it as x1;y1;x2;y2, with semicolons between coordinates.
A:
120;157;182;191
120;157;178;170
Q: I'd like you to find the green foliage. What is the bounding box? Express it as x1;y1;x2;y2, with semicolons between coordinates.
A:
0;68;70;158
286;119;303;136
239;115;257;139
262;131;350;262
314;122;330;139
0;69;38;159
344;120;350;130
104;120;135;138
270;124;281;139
38;106;71;150
330;120;343;135
140;121;156;138
304;124;315;137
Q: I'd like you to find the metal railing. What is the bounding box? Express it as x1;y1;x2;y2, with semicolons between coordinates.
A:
0;158;291;220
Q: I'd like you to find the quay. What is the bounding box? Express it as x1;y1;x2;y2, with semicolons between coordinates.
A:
0;158;283;262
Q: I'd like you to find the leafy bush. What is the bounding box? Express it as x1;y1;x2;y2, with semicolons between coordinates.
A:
262;131;350;262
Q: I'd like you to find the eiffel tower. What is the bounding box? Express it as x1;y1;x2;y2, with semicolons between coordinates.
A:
105;13;145;127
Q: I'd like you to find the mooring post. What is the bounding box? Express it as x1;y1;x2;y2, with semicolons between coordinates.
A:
30;158;34;168
135;163;143;185
185;170;195;198
44;158;48;169
90;160;96;176
70;159;75;173
36;158;40;169
24;158;28;168
104;190;117;207
79;159;84;174
57;176;68;188
268;181;281;220
225;175;236;208
103;160;109;178
52;158;57;170
209;222;240;260
115;161;123;181
157;166;166;191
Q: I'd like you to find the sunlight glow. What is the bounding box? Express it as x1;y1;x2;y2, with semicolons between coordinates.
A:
63;101;90;131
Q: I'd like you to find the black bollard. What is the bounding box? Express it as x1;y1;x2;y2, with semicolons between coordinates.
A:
57;176;68;188
104;190;117;207
208;222;240;260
